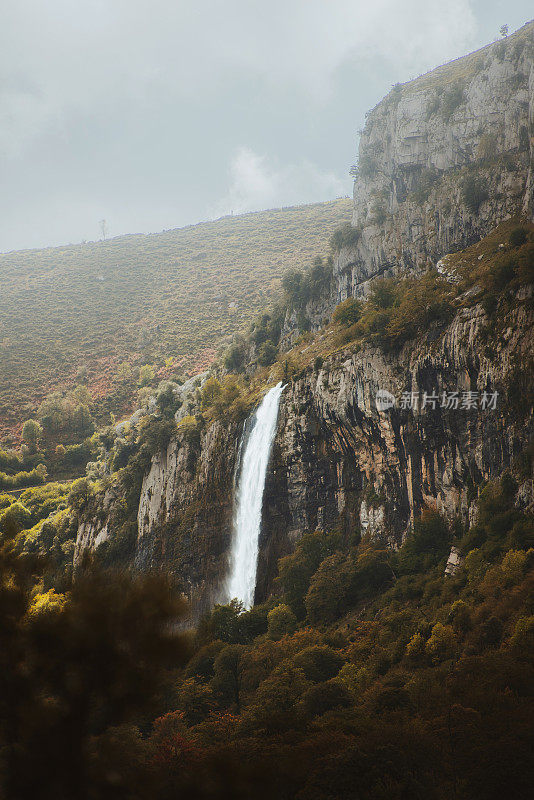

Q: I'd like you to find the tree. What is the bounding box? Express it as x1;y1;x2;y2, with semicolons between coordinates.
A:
353;546;393;599
257;342;278;367
174;678;217;725
246;663;310;732
224;342;246;373
282;270;305;306
0;535;189;800
200;377;222;410
0;501;31;534
37;391;67;432
21;419;42;452
510;616;534;658
267;604;297;640
156;381;181;416
72;384;92;406
72;403;94;434
301;679;352;718
277;529;342;617
185;640;225;681
397;511;450;574
500;24;509;37
448;600;471;634
425;623;456;664
211;644;245;711
305;552;357;623
233;605;269;643
67;477;94;515
462;176;489;214
329;223;360;251
197;599;243;644
293;645;344;683
369;278;397;310
332;297;362;326
138;364;155;387
406;632;426;663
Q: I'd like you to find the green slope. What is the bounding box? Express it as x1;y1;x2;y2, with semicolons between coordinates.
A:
0;198;352;440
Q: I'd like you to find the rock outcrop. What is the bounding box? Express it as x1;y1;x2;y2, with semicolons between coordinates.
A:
134;417;242;609
259;294;533;588
335;22;534;303
74;23;534;613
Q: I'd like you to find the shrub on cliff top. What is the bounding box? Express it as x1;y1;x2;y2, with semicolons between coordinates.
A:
200;377;222;410
348;271;453;351
137;415;176;454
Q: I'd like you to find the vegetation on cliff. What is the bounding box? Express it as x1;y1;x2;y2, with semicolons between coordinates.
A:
0;20;532;796
1;470;533;798
0;199;352;443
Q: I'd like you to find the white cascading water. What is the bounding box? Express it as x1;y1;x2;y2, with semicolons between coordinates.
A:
226;381;285;609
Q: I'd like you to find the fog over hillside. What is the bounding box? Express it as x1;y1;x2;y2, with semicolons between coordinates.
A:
1;0;532;251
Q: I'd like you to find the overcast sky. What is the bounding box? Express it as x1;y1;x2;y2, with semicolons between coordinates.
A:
1;0;532;252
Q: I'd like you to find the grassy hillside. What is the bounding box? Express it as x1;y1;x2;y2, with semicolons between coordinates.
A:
395;18;533;98
0;199;352;442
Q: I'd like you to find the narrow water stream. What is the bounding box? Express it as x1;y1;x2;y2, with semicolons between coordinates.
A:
225;382;284;609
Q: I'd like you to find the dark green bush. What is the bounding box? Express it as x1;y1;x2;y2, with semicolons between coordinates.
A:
282;270;308;308
329;223;360;252
137;415;176;455
224;342;246;373
462;176;489;214
412;168;439;205
293;646;344;683
357;154;378;180
509;226;528;247
257;342;278;367
277;529;343;617
441;82;465;120
301;680;352;717
397;511;451;574
305;552;358;623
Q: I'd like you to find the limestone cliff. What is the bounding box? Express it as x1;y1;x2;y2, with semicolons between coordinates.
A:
135;416;241;609
333;22;534;304
74;24;534;612
258;291;533;598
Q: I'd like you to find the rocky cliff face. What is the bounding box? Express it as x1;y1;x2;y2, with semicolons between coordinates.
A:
334;22;534;303
259;293;533;589
74;24;534;612
134;417;242;609
119;279;531;610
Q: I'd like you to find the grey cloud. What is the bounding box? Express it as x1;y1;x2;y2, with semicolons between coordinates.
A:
0;0;531;250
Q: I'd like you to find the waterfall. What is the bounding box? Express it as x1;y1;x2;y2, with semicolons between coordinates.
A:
226;381;285;609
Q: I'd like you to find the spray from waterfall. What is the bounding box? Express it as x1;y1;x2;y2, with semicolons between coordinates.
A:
226;381;285;609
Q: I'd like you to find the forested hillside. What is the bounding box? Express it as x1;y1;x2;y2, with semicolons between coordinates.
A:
0;199;351;441
0;17;533;800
